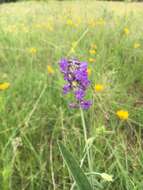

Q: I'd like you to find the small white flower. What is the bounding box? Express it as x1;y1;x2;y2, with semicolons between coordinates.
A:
100;173;113;182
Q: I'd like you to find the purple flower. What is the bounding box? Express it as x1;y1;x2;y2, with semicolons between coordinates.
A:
59;58;68;73
80;100;92;110
75;89;85;100
59;58;92;110
63;84;71;94
80;62;88;71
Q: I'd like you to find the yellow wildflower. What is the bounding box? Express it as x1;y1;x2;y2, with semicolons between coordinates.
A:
94;84;104;92
89;49;96;55
0;82;10;91
89;58;96;63
124;27;130;35
29;48;37;55
116;110;129;120
134;43;140;49
100;173;113;182
47;65;54;74
87;68;91;76
66;19;73;26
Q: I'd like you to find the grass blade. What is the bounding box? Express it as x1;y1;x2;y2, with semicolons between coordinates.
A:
58;142;93;190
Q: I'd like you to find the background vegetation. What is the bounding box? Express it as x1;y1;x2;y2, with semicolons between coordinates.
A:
0;1;143;189
1;0;143;3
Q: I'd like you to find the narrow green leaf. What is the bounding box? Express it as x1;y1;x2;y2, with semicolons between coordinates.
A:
58;142;93;190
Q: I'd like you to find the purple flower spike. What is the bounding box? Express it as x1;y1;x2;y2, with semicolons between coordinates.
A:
75;89;85;101
80;100;92;110
59;58;92;110
80;62;88;71
63;84;71;94
59;58;68;73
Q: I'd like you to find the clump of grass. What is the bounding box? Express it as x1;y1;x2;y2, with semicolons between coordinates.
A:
0;1;143;190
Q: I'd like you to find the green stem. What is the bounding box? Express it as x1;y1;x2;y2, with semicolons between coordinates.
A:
80;108;92;173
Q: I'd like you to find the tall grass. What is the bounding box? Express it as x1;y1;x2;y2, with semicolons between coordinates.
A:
0;1;143;189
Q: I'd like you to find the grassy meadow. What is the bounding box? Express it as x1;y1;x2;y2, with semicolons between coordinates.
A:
0;1;143;189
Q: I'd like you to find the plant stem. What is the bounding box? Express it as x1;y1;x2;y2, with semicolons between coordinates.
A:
80;108;92;175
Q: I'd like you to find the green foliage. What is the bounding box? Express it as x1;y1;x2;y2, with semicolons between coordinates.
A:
0;1;143;190
58;142;92;190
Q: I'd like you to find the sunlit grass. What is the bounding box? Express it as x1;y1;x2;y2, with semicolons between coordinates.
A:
0;1;143;190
